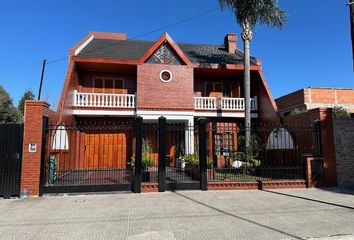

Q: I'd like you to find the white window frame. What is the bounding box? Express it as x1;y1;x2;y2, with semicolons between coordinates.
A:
52;125;69;151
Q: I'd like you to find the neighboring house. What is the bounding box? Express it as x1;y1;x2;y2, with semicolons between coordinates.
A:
56;31;279;169
276;87;354;117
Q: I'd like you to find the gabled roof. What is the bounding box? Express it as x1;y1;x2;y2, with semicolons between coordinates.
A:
77;37;258;65
77;39;152;61
139;33;192;65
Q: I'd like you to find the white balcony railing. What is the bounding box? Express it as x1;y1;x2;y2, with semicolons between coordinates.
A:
73;90;135;108
194;96;257;111
194;97;218;110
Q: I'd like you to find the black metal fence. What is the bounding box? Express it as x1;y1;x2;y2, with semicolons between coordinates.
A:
41;117;320;194
0;124;23;198
207;124;319;182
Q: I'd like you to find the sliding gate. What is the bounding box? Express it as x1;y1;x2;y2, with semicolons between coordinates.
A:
41;119;134;194
40;117;207;194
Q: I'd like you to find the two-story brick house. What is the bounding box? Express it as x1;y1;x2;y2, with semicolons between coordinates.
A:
55;31;279;170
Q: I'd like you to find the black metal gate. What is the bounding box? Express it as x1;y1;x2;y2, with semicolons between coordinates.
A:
164;122;200;190
133;120;201;191
40;117;208;194
141;118;206;192
0;124;23;198
41;119;134;194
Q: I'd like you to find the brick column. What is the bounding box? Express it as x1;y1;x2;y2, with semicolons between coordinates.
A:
318;108;338;186
304;155;325;188
21;101;50;197
305;156;314;188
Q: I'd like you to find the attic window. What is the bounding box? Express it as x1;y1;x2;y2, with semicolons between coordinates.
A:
146;43;182;65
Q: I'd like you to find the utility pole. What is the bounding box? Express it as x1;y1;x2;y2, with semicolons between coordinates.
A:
37;59;47;100
348;0;354;69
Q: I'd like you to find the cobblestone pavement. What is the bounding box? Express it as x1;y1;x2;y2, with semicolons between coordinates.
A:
0;188;354;240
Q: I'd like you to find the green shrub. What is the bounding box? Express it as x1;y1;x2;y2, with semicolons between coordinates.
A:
130;138;154;171
332;106;349;119
232;134;264;167
182;153;213;168
237;134;264;160
289;107;307;116
183;153;199;165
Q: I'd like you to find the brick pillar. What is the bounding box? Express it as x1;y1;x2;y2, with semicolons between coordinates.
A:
21;101;50;197
319;108;338;186
305;156;314;188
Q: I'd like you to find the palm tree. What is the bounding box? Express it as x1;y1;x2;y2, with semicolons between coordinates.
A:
218;0;287;159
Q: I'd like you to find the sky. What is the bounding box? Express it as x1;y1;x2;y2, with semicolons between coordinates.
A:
0;0;353;109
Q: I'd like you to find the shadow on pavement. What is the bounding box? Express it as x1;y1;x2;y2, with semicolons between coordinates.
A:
263;190;354;210
317;187;354;196
173;191;304;240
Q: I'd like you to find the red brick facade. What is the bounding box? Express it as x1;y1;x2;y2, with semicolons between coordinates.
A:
276;88;354;115
255;71;280;124
276;89;305;112
137;64;194;110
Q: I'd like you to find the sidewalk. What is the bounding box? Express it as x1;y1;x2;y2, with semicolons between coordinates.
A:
0;188;354;240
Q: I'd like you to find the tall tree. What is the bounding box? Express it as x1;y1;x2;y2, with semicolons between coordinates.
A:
218;0;287;158
18;90;35;115
0;86;21;123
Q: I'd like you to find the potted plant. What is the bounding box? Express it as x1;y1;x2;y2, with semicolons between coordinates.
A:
130;139;154;182
182;153;214;180
183;153;199;178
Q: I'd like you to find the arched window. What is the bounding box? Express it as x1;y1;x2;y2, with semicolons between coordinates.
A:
52;125;69;150
266;127;295;150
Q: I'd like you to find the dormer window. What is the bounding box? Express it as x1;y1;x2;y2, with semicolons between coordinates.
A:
146;43;182;65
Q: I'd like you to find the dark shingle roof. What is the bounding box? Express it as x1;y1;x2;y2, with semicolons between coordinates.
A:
78;38;257;65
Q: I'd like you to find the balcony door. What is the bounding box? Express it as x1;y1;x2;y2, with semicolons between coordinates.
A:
205;82;231;97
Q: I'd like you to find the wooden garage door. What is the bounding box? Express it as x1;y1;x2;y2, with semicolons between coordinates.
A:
84;132;127;169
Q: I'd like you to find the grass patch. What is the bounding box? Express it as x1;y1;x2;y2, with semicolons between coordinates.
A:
212;170;272;182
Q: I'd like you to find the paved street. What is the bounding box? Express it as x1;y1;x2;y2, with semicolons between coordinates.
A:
0;188;354;240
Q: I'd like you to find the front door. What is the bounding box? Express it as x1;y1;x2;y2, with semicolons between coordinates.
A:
211;123;238;168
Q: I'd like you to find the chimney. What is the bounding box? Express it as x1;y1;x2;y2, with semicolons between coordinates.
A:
224;33;237;53
89;31;127;40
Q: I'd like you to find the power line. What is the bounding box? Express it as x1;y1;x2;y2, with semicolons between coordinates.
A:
44;6;221;66
131;7;221;40
46;57;69;65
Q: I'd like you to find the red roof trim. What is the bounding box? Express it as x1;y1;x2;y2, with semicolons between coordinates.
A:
138;33;192;66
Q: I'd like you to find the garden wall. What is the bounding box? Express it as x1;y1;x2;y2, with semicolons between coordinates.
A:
282;108;337;187
333;119;354;188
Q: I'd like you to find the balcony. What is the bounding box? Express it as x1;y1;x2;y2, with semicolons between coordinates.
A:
71;90;257;118
73;90;135;108
194;96;257;111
